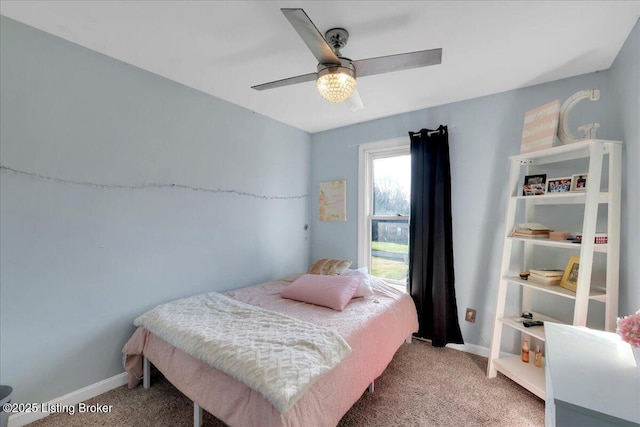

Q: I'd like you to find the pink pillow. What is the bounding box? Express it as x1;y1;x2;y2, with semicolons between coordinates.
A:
280;274;362;311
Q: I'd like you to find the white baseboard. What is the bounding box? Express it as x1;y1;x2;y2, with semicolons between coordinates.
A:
8;372;128;427
448;342;518;359
410;336;491;357
448;342;490;357
411;338;516;359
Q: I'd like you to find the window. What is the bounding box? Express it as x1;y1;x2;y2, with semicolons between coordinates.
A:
358;138;410;286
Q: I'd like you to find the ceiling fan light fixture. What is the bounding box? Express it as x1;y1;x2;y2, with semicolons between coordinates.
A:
316;64;356;103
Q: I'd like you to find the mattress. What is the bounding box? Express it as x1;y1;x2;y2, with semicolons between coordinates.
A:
123;275;418;427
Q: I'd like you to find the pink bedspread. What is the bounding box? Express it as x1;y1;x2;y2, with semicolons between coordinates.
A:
123;276;418;427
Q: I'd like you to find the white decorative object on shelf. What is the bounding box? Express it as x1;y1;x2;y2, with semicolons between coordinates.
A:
558;89;601;144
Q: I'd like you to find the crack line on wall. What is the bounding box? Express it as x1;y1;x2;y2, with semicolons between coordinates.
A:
0;165;307;200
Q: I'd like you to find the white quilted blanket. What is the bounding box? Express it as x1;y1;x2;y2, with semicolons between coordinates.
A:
134;292;351;413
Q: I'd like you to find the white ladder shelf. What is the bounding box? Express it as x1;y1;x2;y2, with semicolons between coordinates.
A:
486;139;622;399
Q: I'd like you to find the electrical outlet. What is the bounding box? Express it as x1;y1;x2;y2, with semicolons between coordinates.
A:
465;308;477;323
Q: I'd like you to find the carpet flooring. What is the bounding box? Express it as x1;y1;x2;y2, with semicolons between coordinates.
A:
26;340;544;426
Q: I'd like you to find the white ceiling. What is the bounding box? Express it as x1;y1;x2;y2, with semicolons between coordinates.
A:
1;1;638;133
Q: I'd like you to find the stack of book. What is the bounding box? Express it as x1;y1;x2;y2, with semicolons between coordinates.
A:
549;231;572;241
512;223;552;239
528;268;563;286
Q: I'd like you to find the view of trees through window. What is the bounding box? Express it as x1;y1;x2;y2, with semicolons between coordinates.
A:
371;155;410;283
374;177;410;216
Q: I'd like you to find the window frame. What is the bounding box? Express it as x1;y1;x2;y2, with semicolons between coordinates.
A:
357;138;410;284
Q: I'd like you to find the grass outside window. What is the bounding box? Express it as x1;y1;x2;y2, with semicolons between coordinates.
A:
371;241;409;281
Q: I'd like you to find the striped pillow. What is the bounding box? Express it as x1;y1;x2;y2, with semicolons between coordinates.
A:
307;258;352;276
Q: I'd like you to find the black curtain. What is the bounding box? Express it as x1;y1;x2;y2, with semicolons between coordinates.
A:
408;125;464;347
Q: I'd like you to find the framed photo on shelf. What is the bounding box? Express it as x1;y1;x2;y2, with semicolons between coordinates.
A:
560;256;580;292
547;176;572;193
522;174;547;196
570;174;588;192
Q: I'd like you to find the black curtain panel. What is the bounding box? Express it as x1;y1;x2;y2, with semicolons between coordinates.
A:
408;125;464;347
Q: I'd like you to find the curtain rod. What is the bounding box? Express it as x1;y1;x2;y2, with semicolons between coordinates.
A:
409;125;447;136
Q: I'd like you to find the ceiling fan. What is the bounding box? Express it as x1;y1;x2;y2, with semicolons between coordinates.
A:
251;8;442;112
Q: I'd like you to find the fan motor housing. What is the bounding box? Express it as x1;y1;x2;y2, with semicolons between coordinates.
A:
317;58;356;78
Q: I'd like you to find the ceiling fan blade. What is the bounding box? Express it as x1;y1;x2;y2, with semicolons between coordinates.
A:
281;8;341;65
345;89;364;112
353;48;442;78
251;72;318;91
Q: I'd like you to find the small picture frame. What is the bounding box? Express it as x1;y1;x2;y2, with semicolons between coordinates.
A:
560;256;580;292
546;176;573;193
522;174;547;196
570;174;588;192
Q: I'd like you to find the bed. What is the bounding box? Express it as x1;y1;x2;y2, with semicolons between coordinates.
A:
122;269;418;427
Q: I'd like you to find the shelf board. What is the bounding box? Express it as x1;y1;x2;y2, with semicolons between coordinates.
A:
505;276;607;301
499;312;563;341
493;355;545;399
509;139;622;165
508;236;608;253
511;192;609;204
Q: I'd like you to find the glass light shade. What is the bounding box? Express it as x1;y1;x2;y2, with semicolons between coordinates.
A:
316;69;357;103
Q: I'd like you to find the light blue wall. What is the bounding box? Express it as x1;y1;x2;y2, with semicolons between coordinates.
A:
0;16;311;404
609;19;640;317
310;20;639;349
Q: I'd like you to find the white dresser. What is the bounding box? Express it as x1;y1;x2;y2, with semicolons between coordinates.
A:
545;323;640;426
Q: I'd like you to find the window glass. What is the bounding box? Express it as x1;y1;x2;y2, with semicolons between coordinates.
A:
370;154;410;284
371;218;409;282
373;156;411;216
358;140;410;286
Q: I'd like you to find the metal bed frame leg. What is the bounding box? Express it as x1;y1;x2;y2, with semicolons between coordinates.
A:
194;402;203;427
143;357;150;389
367;381;374;393
143;355;203;427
